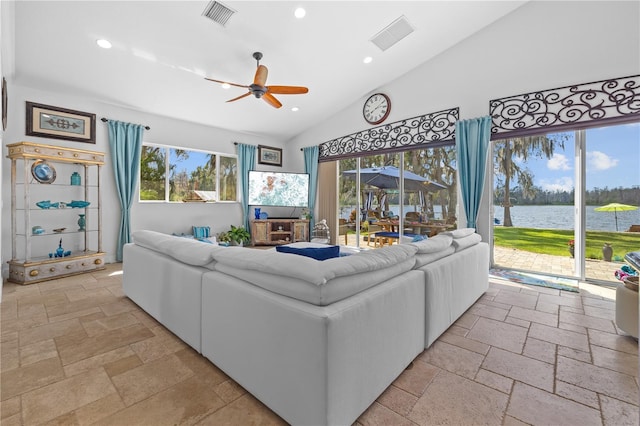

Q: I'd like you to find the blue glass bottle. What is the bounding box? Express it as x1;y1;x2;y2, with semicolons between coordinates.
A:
70;172;81;186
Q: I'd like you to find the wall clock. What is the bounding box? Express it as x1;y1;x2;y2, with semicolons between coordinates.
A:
363;93;391;125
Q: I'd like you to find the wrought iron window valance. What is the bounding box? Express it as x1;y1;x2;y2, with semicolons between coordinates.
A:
319;107;459;161
489;75;640;139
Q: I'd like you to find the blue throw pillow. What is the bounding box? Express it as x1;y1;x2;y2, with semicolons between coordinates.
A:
192;226;211;239
412;234;427;242
276;245;340;261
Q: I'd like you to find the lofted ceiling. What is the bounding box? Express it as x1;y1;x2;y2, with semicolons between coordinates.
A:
10;1;526;141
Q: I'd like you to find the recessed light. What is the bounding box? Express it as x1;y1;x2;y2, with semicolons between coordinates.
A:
96;39;112;49
291;107;299;112
363;56;373;64
294;7;306;18
221;83;231;89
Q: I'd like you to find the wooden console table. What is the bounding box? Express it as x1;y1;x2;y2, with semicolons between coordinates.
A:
251;219;309;246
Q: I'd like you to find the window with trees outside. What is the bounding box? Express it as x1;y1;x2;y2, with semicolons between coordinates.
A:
139;144;238;202
338;144;457;248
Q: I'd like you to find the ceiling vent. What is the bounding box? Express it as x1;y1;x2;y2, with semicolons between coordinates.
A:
202;1;236;27
370;16;415;51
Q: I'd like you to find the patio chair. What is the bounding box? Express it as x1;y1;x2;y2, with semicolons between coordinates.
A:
338;218;350;245
627;225;640;232
405;212;420;222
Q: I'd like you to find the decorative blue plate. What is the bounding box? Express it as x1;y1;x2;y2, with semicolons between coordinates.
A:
259;212;268;219
31;161;56;184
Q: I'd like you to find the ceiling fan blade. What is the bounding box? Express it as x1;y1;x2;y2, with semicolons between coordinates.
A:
204;77;248;89
267;85;309;95
254;65;268;86
226;92;252;103
262;93;282;109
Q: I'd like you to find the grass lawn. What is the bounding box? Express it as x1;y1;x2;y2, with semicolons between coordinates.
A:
493;227;640;261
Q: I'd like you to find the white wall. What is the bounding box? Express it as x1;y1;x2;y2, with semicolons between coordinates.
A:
1;84;284;271
286;1;640;241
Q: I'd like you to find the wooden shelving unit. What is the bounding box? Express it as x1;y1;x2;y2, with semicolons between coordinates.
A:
251;219;309;246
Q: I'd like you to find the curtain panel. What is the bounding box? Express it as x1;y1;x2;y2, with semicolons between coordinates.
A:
318;107;459;162
236;143;257;233
317;161;338;244
455;116;491;229
107;120;145;261
303;146;319;229
489;75;640;140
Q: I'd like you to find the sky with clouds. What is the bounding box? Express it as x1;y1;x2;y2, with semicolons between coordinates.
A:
504;122;638;192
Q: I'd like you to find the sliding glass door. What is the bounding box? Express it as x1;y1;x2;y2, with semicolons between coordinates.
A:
492;123;640;284
336;144;456;249
584;124;640;282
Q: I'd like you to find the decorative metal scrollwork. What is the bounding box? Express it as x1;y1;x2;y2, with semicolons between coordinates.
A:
490;75;640;137
319;107;459;160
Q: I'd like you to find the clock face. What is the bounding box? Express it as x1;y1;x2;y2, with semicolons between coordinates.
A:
363;93;391;125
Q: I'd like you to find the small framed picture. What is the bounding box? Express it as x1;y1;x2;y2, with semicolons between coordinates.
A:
26;101;96;144
258;145;282;167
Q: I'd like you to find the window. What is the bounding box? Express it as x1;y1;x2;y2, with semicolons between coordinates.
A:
337;144;456;248
139;144;237;202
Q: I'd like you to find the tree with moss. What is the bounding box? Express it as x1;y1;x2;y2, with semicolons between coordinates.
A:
494;134;568;227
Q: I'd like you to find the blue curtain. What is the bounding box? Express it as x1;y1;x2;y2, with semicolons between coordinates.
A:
237;143;256;232
455;116;491;229
107;121;145;261
303;146;319;229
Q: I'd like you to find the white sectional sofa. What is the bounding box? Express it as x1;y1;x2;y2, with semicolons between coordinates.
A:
122;229;488;426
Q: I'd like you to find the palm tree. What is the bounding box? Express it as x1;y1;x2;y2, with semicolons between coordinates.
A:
494;134;568;227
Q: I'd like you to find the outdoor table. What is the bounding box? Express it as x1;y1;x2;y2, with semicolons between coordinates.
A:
373;220;453;237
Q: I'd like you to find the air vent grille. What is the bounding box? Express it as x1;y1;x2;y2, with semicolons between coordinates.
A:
370;16;414;51
202;1;236;27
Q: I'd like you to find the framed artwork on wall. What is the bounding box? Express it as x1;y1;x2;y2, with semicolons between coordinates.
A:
258;145;282;167
26;101;96;144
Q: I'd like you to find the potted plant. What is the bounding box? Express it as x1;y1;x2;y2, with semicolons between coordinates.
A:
568;239;575;258
217;231;231;246
227;225;251;246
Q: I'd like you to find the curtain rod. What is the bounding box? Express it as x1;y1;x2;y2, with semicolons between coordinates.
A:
101;117;150;130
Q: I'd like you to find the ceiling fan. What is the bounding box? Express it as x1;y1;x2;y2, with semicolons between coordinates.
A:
205;52;309;108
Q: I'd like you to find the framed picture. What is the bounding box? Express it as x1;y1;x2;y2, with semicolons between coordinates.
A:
26;101;96;144
258;145;282;167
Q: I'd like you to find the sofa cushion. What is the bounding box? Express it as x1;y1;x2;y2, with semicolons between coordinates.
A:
211;244;418;305
414;245;456;267
276;245;340;260
452;233;482;252
442;227;475;238
411;234;453;254
132;230;219;268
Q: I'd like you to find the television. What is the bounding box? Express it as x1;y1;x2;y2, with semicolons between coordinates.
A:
248;170;309;207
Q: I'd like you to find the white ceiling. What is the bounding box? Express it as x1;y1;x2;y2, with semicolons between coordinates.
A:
11;1;527;141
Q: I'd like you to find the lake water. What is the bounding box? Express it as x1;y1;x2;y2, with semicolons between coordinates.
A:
493;205;639;232
341;204;639;232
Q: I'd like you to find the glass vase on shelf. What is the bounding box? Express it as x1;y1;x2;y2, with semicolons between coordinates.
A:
70;171;81;186
78;214;86;231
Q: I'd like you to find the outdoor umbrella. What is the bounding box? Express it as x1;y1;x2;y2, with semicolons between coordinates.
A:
594;203;638;231
342;166;446;192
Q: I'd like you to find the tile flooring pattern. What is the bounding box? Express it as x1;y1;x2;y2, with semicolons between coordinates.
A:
1;264;638;425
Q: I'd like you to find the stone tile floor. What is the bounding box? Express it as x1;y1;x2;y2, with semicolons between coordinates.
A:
1;263;638;425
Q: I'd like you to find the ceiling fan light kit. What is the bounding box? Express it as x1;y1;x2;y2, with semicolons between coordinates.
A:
205;52;308;108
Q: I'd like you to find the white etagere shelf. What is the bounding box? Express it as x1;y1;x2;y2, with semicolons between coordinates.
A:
7;142;106;284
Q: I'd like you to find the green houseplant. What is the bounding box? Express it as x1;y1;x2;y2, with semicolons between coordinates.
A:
217;231;231;246
227;225;251;246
